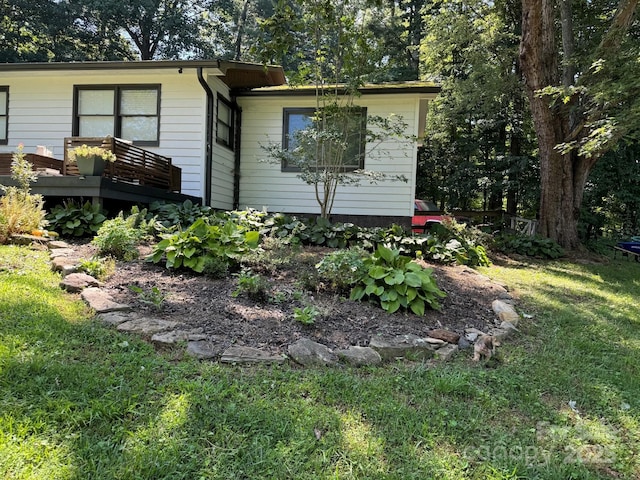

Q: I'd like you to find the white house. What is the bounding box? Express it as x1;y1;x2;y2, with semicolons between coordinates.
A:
0;60;438;226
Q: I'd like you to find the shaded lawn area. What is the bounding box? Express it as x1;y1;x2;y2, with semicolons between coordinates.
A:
0;245;639;479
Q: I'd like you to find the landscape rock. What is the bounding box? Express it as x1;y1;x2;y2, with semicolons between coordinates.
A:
60;272;100;292
81;287;131;313
335;346;382;367
457;337;472;350
96;311;132;326
288;338;338;366
435;344;459;361
369;334;439;361
150;329;206;345
428;329;461;344
49;248;75;258
220;346;286;364
186;340;222;360
51;256;78;273
497;291;514;301
48;240;70;249
492;299;520;325
117;317;179;335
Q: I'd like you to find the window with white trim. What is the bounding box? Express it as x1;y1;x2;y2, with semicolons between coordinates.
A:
74;85;160;146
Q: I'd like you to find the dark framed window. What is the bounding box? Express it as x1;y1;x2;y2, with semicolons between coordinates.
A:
282;106;367;172
0;87;8;145
216;95;234;149
73;85;160;146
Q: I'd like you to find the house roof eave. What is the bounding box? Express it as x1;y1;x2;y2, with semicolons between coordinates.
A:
0;59;286;89
234;81;441;97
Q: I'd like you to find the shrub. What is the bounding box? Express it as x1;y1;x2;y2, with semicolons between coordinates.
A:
47;200;107;237
92;212;144;261
493;233;564;259
0;144;47;241
350;245;446;314
315;247;368;292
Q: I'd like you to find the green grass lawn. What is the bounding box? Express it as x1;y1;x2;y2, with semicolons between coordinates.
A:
1;245;639;479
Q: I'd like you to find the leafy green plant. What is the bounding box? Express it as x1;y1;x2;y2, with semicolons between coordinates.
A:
0;144;47;241
232;269;270;301
46;200;107;237
148;218;260;273
350;245;446;314
493;233;564;259
128;285;166;311
92;213;143;261
67;144;117;163
78;256;115;280
149;199;214;229
315;247;367;291
293;305;320;325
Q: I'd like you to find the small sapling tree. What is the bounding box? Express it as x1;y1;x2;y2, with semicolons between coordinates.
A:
259;0;413;219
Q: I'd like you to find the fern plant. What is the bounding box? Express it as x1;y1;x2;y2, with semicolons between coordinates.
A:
350;245;446;315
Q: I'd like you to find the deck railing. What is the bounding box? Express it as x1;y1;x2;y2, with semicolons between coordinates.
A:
0;153;64;176
64;137;181;192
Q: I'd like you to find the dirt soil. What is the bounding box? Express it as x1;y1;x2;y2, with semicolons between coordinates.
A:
74;243;507;355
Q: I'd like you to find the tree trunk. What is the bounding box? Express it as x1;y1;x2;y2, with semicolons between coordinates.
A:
520;0;597;249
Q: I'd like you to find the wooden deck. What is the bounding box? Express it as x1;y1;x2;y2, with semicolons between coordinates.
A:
0;137;200;206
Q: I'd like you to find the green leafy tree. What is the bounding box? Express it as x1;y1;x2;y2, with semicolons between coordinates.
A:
520;0;639;249
259;0;412;219
418;0;538;214
0;0;133;61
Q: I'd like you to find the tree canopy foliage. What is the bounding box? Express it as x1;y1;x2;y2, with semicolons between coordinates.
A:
2;0;639;246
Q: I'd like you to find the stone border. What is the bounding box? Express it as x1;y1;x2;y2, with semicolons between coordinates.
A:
41;238;522;368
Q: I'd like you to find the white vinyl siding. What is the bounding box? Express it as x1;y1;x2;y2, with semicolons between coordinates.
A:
237;94;429;217
0;69;213;199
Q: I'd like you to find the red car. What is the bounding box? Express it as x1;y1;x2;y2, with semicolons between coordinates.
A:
412;199;448;233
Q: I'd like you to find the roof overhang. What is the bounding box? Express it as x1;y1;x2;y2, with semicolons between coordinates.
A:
235;81;441;97
0;59;287;89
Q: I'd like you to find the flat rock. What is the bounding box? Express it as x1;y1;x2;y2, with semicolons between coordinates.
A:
335;346;382;367
492;299;520;325
50;248;76;258
117;317;178;335
51;256;78;273
369;334;438;361
428;329;461;344
60;272;100;292
151;329;206;345
435;344;459;361
186;340;222;360
96;311;132;326
288;338;338;366
220;346;286;364
81;287;131;313
48;240;70;249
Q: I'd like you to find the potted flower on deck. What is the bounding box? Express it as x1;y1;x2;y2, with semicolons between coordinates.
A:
67;144;117;176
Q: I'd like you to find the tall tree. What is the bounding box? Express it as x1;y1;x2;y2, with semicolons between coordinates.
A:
418;0;537;213
520;0;639;249
0;0;132;61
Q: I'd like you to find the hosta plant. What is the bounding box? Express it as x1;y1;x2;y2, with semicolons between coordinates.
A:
350;245;446;315
148;218;260;273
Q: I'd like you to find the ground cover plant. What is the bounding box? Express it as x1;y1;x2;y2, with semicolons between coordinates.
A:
1;243;639;478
